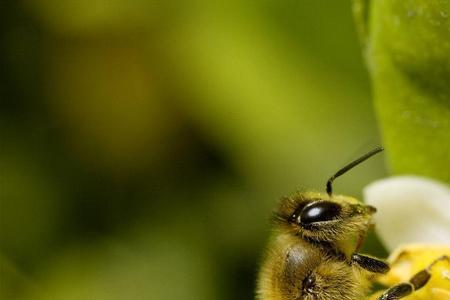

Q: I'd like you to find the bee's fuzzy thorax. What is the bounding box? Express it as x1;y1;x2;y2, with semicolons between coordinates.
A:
257;191;377;300
256;232;369;300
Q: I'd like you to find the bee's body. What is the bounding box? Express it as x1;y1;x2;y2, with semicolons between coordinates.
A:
258;231;368;300
257;192;372;300
256;148;448;300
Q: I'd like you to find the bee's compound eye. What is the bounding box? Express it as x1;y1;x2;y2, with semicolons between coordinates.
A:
300;201;341;225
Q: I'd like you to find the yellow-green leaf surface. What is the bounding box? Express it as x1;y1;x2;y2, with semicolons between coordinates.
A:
354;0;450;183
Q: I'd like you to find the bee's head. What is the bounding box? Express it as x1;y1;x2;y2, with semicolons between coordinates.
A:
273;192;376;243
273;147;383;244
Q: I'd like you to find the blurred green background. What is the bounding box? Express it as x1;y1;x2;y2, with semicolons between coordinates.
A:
1;1;388;299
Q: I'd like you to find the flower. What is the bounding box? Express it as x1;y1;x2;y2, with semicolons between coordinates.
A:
364;176;450;251
364;176;450;300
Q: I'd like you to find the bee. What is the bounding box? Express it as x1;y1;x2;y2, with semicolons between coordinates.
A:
257;147;449;300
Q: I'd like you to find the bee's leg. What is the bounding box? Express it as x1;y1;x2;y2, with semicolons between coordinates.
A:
351;253;390;274
378;255;449;300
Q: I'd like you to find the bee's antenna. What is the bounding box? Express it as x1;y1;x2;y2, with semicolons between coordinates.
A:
326;146;384;196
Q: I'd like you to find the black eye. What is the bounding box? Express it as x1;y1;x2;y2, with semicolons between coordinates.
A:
290;202;310;223
299;201;341;225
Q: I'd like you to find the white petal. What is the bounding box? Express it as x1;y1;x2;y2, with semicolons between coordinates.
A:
363;176;450;252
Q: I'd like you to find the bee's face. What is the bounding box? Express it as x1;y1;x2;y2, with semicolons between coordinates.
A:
273;192;376;243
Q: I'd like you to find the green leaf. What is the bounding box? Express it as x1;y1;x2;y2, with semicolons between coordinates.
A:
353;0;450;183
